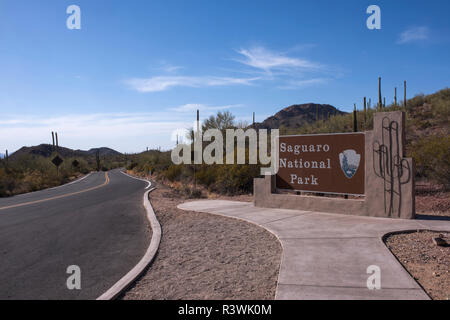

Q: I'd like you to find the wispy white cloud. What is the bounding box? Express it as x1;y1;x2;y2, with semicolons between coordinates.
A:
126;46;330;93
0;102;248;153
233;46;332;88
0;112;187;153
235;46;321;73
157;61;184;73
397;26;430;44
164;65;184;73
126;76;258;92
170;103;244;113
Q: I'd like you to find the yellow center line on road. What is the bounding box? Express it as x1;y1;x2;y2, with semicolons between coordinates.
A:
0;172;110;211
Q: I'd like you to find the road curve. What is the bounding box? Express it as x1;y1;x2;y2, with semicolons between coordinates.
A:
0;169;150;300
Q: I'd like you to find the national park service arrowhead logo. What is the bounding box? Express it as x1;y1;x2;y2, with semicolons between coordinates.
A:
339;149;361;179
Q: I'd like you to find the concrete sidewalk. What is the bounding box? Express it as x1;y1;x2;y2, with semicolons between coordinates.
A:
178;200;450;300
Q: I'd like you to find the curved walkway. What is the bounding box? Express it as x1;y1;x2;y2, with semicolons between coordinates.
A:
178;200;450;300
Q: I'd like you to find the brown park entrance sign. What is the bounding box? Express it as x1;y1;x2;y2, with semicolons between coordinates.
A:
255;112;415;219
276;133;365;195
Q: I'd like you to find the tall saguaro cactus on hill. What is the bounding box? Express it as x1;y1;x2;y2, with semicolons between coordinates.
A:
378;77;382;110
394;87;397;106
404;81;407;108
363;97;367;129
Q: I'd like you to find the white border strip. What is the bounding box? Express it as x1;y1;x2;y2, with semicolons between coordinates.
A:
6;172;94;199
97;173;161;300
60;172;92;187
120;171;152;189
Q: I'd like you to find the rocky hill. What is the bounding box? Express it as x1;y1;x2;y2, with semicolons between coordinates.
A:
255;103;346;130
10;144;121;159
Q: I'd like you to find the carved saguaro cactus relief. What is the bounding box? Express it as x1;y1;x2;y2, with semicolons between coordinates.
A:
373;117;411;217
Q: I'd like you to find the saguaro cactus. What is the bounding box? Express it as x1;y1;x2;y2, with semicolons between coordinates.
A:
353;104;358;132
378;77;382;110
363;97;367;128
394;87;397;106
404;81;407;108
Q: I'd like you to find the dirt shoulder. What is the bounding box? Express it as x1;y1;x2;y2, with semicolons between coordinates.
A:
385;231;449;300
121;184;282;300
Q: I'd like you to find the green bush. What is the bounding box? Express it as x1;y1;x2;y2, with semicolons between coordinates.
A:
0;151;124;197
126;162;138;170
213;164;260;195
164;165;183;182
179;185;204;199
410;135;450;190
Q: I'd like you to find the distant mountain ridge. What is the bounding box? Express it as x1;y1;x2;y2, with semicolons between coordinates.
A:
10;144;122;159
255;103;346;130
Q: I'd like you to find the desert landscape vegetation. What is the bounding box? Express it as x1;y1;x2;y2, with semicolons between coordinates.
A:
1;87;449;215
2;87;449;300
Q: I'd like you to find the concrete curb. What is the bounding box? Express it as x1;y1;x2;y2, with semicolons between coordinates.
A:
97;175;161;300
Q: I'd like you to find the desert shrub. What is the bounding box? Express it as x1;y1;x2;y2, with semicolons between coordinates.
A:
410;135;450;190
0;168;16;197
0;151;124;197
129;93;449;195
164;165;183;182
196;165;219;187
126;162;138;170
214;164;260;195
180;185;204;199
406;94;426;111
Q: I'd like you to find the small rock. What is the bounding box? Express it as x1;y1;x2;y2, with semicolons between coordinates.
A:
432;237;447;247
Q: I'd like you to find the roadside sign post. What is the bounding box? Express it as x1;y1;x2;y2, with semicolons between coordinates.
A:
52;155;63;176
51;132;63;176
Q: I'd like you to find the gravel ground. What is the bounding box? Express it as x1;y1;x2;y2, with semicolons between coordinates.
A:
416;193;450;217
385;231;449;300
121;184;282;300
415;183;449;216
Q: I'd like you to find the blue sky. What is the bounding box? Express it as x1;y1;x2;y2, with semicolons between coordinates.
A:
1;0;449;153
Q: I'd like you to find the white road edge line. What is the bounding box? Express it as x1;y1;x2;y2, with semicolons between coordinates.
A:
5;172;94;199
63;172;92;187
97;172;161;300
120;171;152;189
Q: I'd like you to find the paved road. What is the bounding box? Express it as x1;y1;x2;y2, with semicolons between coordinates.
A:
0;169;150;300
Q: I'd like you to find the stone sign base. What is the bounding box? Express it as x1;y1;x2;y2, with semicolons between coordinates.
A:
254;111;416;219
